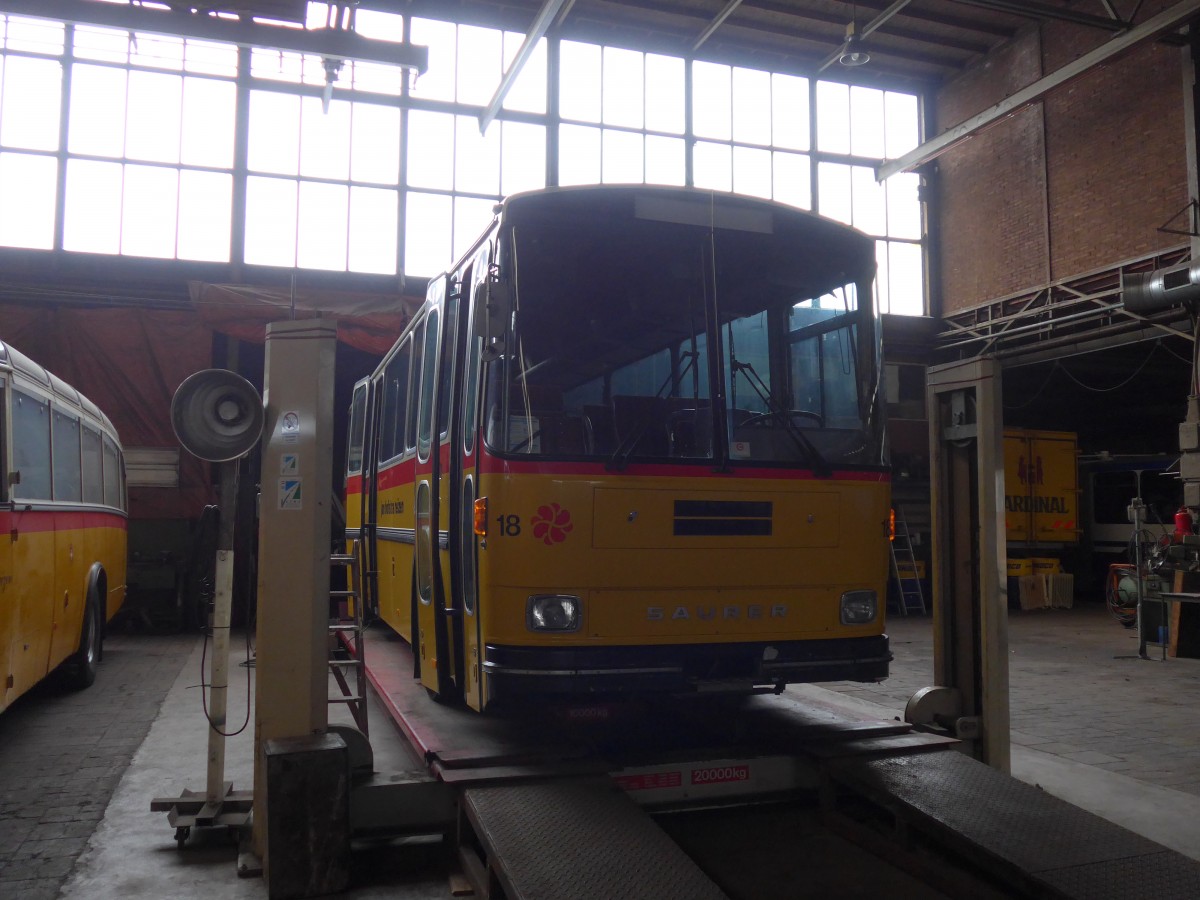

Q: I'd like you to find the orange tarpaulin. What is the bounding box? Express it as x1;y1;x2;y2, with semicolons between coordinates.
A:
188;282;418;354
1;283;416;520
0;305;214;519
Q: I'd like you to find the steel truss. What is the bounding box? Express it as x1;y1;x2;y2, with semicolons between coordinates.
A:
938;244;1195;365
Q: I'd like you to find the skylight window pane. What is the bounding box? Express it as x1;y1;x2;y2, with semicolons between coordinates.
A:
300;95;351;180
177;170;231;262
887;241;924;315
298;180;349;271
126;71;182;163
405;191;451;277
349;60;404;95
816;81;850;155
693;141;731;192
850;86;885;159
558;124;599;186
122;164;178;258
645;54;684;135
73;25;128;64
248;91;300;175
851;164;886;235
454;195;496;261
0;152;55;249
501;121;546;195
875;241;891;314
63;159;121;254
458;25;501;106
692;62;731;141
2;56;61;151
184;39;237;77
249;47;305;84
502;33;546;114
559;41;600;123
407;110;454;189
602;129;642;184
645;135;685;186
817;161;851;225
732;68;770;146
245;175;298;267
733;145;771;199
351;102;400;185
410;18;456;101
885;91;920;157
67;64;125;157
771;73;809;151
354;9;404;41
349;186;397;274
887;172;921;240
131;32;184;70
772;151;810;210
456;115;500;195
181;77;236;168
6;16;64;55
603;47;643;129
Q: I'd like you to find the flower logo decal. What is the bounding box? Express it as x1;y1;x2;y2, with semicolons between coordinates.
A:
532;503;573;546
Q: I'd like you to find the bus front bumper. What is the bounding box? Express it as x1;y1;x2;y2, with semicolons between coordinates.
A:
482;635;891;701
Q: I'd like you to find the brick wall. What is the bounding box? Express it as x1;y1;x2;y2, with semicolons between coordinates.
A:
934;0;1188;315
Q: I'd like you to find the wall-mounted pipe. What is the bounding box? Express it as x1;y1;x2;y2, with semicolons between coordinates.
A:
1122;262;1200;312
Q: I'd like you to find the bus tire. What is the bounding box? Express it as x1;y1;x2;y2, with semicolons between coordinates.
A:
67;599;101;690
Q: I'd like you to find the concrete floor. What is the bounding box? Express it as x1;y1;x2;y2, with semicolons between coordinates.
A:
1;602;1198;898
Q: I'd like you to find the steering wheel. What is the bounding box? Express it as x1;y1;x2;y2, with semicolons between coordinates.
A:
742;409;824;428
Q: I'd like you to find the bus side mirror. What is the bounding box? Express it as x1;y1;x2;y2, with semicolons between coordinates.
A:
8;471;19;486
475;279;512;363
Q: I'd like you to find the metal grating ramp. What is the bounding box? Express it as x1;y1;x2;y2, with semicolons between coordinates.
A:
461;779;729;900
825;750;1200;898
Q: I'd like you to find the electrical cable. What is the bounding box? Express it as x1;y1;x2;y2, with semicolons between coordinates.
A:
1056;343;1160;393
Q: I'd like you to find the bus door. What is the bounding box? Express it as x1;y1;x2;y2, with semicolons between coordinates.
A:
413;278;453;697
448;243;491;711
0;379;12;710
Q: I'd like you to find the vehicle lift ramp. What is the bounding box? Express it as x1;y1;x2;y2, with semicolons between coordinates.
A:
243;325;1200;899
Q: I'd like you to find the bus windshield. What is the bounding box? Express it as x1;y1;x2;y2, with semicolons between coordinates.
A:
484;189;884;468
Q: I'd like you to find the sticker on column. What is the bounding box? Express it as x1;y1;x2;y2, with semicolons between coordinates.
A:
281;410;300;443
279;478;302;510
280;453;299;476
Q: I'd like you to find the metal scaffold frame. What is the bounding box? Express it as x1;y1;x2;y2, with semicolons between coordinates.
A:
938;245;1194;363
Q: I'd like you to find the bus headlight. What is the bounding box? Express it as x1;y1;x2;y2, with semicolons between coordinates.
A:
527;595;581;632
840;590;877;625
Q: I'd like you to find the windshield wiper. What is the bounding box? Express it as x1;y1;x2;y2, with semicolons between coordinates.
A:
730;357;830;477
606;351;699;472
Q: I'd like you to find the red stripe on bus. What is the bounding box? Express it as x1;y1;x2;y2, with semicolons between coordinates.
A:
0;509;128;534
377;458;417;492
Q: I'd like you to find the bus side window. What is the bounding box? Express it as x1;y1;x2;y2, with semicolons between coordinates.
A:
53;408;82;502
102;435;121;508
12;390;51;500
379;339;411;463
82;425;103;503
406;319;425;454
346;383;367;477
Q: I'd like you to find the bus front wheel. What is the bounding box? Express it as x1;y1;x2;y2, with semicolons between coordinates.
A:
67;600;101;690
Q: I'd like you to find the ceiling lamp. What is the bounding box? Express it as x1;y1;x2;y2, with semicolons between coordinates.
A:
839;20;870;67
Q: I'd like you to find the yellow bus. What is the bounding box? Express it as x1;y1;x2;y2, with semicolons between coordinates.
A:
346;185;891;711
1;340;127;712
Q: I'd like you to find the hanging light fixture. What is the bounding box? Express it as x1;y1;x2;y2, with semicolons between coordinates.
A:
839;2;870;67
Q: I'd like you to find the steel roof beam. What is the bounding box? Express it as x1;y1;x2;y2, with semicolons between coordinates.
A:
479;0;573;132
693;0;746;51
949;0;1133;32
877;0;1200;180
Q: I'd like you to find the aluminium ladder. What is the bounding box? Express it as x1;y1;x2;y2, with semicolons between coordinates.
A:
889;509;927;616
328;539;368;735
